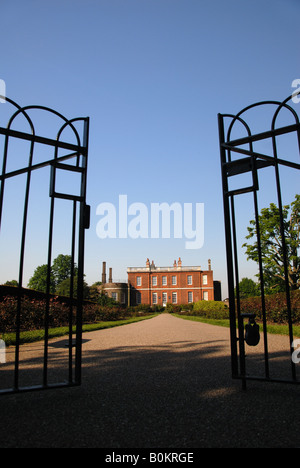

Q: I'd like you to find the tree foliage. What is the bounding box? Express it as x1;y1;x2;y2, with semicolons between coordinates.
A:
3;280;18;287
235;277;260;298
27;254;78;294
56;275;90;299
52;254;78;286
242;194;300;292
27;264;56;293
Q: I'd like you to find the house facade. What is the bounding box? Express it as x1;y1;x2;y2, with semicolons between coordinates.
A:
127;258;216;307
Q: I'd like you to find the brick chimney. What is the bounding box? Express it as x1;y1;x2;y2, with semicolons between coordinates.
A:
102;261;106;284
109;267;112;283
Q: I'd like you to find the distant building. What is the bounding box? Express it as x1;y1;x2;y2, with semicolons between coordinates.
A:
99;258;221;307
98;262;129;306
127;258;218;307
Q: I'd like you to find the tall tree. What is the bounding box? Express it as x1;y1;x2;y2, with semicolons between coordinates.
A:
27;264;55;293
235;277;260;298
52;254;78;288
3;280;18;287
56;275;90;299
242;194;300;292
27;254;78;293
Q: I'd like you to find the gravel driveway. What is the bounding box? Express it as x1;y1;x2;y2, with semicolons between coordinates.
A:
0;313;300;448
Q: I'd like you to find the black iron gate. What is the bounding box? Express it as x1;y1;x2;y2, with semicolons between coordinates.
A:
0;96;90;394
219;94;300;388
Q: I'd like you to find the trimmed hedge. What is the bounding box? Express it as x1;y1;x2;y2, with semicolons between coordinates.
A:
239;290;300;324
167;291;300;324
166;300;229;319
2;290;299;334
192;300;229;319
0;296;153;333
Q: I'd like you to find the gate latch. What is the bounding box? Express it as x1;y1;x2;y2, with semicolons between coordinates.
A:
242;313;260;346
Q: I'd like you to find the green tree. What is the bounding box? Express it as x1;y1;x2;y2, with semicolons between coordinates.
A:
98;293;119;306
3;280;18;287
88;282;102;302
242;194;300;292
52;254;78;287
56;275;90;299
235;277;260;298
27;254;78;294
27;264;55;293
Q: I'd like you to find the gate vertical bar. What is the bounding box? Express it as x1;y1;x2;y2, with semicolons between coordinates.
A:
75;117;90;385
251;157;270;380
218;113;239;378
253;192;270;379
15;137;35;390
272;132;296;381
44;164;55;388
69;200;77;383
230;193;247;387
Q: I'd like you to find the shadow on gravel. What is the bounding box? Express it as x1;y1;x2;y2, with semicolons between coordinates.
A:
0;334;300;448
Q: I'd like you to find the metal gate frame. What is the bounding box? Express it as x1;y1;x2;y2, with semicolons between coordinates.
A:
219;94;300;388
0;96;90;394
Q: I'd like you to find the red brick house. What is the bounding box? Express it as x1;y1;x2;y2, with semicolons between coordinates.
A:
127;258;216;307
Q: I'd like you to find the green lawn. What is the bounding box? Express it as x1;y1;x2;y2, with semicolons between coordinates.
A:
173;313;300;338
2;314;158;346
3;312;300;346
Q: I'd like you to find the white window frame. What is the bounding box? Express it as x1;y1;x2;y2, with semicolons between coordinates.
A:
203;291;208;301
172;292;177;304
152;292;158;304
162;276;167;285
152;276;157;286
172;275;177;285
188;291;193;303
187;275;192;285
111;292;118;302
136;276;141;286
203;274;208;285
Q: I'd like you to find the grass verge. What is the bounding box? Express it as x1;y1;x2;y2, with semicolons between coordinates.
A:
173;314;300;338
2;314;158;346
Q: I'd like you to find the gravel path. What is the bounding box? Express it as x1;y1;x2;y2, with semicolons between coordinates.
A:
0;313;300;448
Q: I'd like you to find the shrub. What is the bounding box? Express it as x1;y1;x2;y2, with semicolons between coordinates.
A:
0;295;157;334
165;301;229;319
192;300;229;319
165;303;193;314
239;290;300;324
127;304;152;314
0;296;73;332
94;306;128;322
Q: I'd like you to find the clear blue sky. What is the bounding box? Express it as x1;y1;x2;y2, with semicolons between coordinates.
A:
0;0;299;298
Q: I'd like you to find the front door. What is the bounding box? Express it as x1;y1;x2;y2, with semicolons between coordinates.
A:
162;292;167;307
